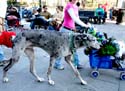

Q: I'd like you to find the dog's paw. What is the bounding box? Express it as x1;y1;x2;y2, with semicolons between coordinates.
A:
37;77;45;82
3;77;9;83
81;80;87;85
48;80;55;85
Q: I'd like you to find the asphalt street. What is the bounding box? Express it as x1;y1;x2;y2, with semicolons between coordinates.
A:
0;19;125;91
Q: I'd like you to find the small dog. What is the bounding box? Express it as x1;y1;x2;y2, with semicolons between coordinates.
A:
114;41;125;68
2;28;100;85
115;41;125;58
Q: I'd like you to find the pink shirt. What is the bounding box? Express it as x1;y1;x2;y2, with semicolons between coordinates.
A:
62;2;78;29
102;3;108;12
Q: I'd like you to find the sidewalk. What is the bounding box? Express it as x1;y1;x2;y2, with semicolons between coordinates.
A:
20;18;30;29
106;19;125;25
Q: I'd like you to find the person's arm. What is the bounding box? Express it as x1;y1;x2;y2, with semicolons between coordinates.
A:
48;12;52;19
67;8;89;28
17;12;21;21
101;8;105;15
95;8;98;16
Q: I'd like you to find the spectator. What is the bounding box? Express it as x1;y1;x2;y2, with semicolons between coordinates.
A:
7;7;20;20
30;8;40;29
102;2;108;19
94;4;105;24
37;7;42;14
48;6;64;31
6;7;21;27
76;1;80;7
116;9;124;24
81;0;86;9
29;8;49;29
109;6;114;20
54;0;90;70
53;6;63;25
40;5;52;19
0;0;7;66
22;7;32;18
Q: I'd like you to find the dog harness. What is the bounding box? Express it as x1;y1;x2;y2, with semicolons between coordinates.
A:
0;31;16;48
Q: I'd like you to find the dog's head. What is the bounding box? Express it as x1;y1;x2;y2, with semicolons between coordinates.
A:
74;33;100;49
115;41;125;59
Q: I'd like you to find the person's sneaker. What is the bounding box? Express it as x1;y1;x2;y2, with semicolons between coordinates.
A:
77;64;83;69
54;65;64;70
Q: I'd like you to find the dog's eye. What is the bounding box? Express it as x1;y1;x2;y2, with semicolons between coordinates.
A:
76;36;81;40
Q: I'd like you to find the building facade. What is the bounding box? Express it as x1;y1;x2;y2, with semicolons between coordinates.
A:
16;0;120;9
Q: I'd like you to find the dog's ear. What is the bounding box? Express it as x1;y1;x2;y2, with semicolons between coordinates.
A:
81;34;88;40
103;32;108;39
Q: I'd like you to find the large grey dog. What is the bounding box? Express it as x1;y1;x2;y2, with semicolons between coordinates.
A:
2;29;100;85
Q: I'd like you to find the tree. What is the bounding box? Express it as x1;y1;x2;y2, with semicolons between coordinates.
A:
39;0;42;7
7;0;20;7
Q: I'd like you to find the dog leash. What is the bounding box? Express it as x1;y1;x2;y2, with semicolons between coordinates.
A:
69;33;79;67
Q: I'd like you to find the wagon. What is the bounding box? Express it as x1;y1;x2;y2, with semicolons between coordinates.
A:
89;49;125;80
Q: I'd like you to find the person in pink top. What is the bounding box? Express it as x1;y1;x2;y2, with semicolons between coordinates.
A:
54;0;90;70
102;2;108;22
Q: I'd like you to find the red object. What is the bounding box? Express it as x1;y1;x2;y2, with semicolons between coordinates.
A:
7;19;20;27
0;31;16;48
102;3;108;12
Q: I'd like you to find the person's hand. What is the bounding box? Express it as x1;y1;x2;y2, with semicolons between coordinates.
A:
55;18;58;21
86;23;92;28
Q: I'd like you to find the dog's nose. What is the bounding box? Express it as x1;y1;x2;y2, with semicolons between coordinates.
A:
97;44;101;49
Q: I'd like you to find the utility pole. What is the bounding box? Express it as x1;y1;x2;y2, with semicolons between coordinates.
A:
39;0;41;7
116;0;118;6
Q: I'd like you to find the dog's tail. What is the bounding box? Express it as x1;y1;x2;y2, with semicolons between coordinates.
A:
0;59;10;66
